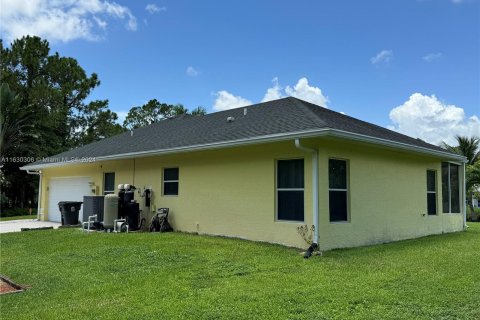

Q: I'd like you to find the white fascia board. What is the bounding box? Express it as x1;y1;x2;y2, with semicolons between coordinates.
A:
20;128;466;170
328;129;467;163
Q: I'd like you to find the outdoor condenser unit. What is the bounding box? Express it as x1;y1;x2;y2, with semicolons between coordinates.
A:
82;195;105;223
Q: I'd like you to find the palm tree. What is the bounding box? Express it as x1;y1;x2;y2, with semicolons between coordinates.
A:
441;135;479;165
442;135;480;213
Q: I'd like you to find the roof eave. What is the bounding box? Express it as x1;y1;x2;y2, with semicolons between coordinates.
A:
328;129;467;163
20;128;466;170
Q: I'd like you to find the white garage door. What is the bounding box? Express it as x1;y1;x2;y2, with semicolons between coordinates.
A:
48;177;91;223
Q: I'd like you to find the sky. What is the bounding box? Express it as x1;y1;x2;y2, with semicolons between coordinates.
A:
1;0;479;145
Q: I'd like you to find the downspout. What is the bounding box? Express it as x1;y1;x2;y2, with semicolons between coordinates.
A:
463;163;467;230
26;169;42;221
294;138;319;257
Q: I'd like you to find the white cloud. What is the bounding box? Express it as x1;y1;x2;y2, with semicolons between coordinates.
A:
262;77;328;107
371;50;393;65
213;91;252;111
285;78;329;107
423;52;443;62
261;77;283;102
388;93;480;145
186;66;199;77
145;4;166;14
216;77;329;111
0;0;137;43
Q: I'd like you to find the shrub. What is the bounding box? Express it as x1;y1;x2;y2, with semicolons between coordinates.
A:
0;207;37;218
467;206;480;222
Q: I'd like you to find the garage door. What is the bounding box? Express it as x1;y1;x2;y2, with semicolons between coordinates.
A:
48;177;91;222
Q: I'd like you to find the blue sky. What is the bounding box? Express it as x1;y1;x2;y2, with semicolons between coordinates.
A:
1;0;479;144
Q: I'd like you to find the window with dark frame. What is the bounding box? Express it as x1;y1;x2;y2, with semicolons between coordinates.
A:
427;170;437;215
103;172;115;195
329;159;348;222
276;159;304;221
442;162;460;213
163;168;179;196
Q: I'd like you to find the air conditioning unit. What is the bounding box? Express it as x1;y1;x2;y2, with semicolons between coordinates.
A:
82;195;105;223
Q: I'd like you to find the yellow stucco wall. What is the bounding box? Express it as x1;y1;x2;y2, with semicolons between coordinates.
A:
316;139;464;250
38;138;464;250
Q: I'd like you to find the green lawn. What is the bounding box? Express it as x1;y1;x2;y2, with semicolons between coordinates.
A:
1;224;479;320
0;215;36;222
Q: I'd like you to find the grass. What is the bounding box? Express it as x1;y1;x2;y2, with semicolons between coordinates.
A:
1;224;479;320
0;215;36;222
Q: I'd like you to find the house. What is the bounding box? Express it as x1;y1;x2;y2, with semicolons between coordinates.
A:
21;97;467;250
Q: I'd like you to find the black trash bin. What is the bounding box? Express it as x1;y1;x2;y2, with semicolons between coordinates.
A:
58;201;83;225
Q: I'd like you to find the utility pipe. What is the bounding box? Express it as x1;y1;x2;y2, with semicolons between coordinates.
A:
463;163;467;230
26;169;42;221
294;139;319;253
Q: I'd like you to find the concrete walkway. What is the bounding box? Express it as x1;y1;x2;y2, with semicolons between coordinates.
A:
0;219;61;233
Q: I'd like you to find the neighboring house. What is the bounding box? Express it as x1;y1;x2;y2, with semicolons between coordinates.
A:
21;97;467;250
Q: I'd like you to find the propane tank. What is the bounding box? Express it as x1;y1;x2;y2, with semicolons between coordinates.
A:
103;194;118;229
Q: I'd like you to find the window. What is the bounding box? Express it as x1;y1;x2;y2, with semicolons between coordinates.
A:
276;159;304;221
163;168;179;196
103;172;115;195
442;162;460;213
329;159;348;222
427;170;437;215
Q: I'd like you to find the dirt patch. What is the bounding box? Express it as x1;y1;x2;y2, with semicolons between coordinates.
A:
0;276;24;294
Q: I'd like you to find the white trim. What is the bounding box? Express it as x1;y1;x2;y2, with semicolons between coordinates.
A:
328;158;349;222
20;128;467;170
294;139;319;245
162;167;179;196
103;172;115;195
463;163;467;229
426;169;437;216
442;163;461;214
275;157;306;223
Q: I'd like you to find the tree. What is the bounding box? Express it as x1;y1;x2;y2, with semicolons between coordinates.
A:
123;99;207;130
1;36;122;209
442;135;480;211
0;83;36;157
191;106;207;116
71;100;124;146
442;136;479;165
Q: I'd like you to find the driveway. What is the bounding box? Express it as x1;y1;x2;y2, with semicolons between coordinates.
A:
0;219;61;234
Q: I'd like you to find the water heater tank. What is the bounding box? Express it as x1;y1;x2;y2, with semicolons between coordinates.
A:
103;194;118;229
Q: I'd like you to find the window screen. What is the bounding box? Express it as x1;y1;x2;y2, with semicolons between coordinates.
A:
329;159;348;222
441;162;460;213
427;170;436;215
104;172;115;195
163;168;179;196
277;159;304;221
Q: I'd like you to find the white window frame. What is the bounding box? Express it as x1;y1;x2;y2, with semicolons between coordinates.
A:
103;172;115;195
163;167;179;196
328;158;349;222
275;158;305;222
426;169;437;216
442;162;461;214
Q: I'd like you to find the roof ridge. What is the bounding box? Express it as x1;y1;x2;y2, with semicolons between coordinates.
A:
287;97;328;128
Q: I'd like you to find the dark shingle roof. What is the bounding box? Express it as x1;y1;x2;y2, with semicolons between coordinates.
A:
26;97;457;168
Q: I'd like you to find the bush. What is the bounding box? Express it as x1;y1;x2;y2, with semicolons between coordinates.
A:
466;206;480;222
0;207;37;218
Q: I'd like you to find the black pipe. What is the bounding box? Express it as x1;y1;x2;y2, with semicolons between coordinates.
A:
304;243;318;259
